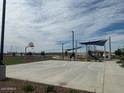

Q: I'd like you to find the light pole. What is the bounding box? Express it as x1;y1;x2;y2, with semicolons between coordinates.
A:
0;0;6;80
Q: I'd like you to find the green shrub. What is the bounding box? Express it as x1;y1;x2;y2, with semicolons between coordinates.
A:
22;84;34;92
46;85;55;92
69;89;78;93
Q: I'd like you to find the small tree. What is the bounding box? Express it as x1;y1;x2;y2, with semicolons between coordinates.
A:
115;49;122;56
12;52;16;56
41;51;45;56
115;47;124;66
26;52;32;56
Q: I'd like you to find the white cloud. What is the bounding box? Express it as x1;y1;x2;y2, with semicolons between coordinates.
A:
0;0;124;52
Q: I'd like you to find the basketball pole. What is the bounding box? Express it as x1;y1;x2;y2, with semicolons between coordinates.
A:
0;0;6;80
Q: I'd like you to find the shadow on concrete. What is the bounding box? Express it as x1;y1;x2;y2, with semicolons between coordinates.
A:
116;61;122;64
120;64;124;68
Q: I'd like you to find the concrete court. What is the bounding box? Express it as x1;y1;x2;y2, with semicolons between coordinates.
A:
6;60;124;93
104;61;124;93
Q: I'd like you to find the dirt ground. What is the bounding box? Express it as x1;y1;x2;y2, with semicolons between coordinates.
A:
0;78;94;93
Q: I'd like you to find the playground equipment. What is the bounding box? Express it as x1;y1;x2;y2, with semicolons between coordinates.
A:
88;50;102;62
65;46;82;60
80;39;111;62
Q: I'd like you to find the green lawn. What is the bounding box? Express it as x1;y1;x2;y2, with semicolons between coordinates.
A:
4;55;59;65
5;56;25;65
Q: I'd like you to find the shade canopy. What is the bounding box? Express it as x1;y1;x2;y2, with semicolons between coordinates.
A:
66;46;82;51
80;39;107;46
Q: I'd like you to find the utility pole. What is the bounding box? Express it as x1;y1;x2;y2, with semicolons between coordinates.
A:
0;0;6;80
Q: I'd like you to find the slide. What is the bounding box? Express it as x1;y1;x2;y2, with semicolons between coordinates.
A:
88;51;102;62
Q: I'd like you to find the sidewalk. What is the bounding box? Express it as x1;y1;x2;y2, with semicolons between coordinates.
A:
104;61;124;93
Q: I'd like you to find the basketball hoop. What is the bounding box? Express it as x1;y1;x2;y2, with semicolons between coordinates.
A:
31;47;34;49
28;42;34;47
25;42;34;54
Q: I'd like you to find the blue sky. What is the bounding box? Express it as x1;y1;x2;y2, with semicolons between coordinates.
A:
0;0;124;52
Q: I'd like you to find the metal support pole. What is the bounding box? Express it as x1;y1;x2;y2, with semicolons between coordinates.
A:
109;36;112;60
104;44;106;60
25;46;28;55
62;43;64;60
0;0;6;65
75;40;77;60
72;31;74;53
86;44;88;61
72;31;75;60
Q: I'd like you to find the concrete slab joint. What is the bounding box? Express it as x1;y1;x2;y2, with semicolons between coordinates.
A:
0;65;6;80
